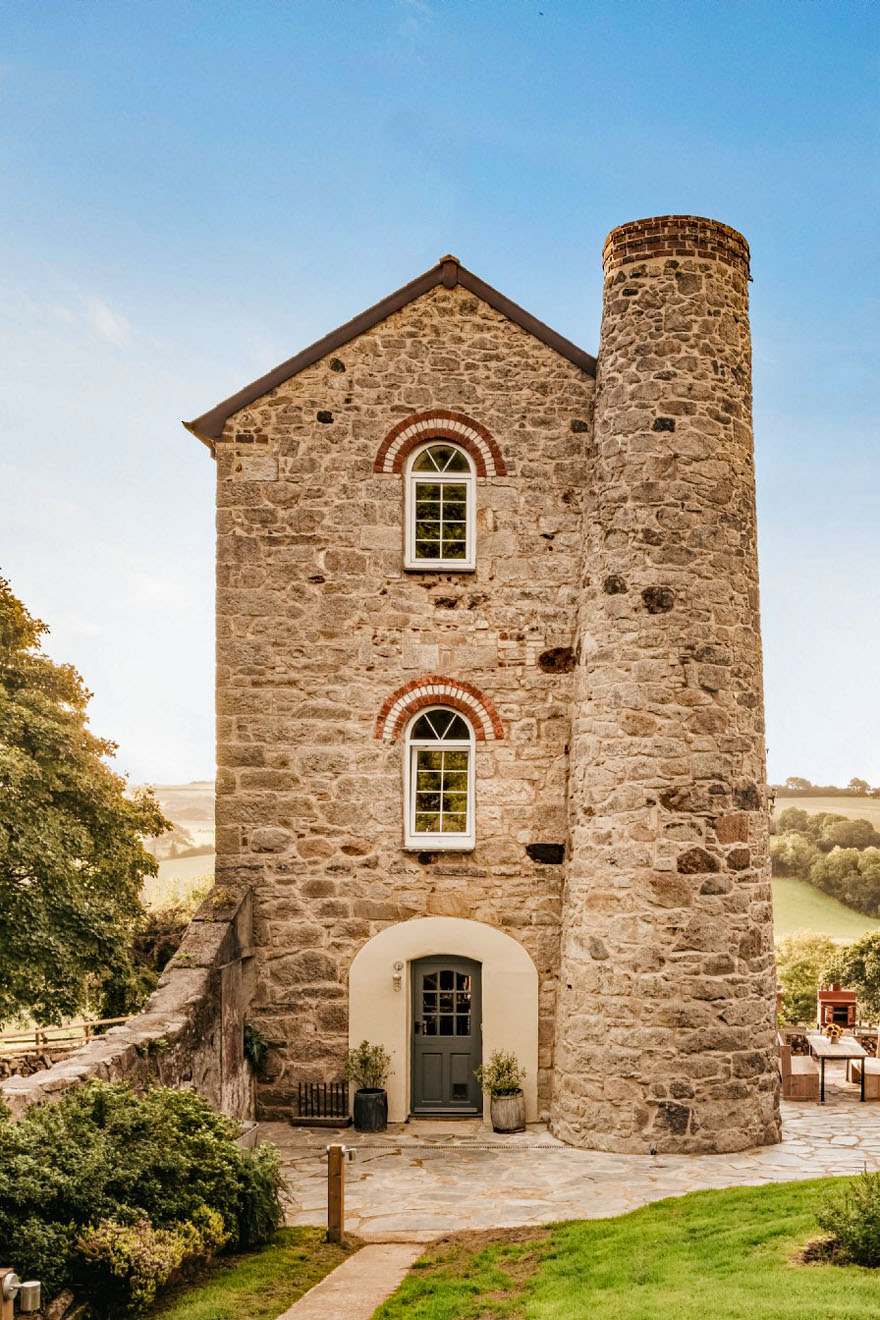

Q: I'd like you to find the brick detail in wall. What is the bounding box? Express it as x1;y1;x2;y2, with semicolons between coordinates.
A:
375;676;504;742
373;409;507;476
602;214;750;276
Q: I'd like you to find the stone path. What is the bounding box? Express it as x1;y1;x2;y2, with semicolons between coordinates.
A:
276;1243;423;1319
262;1066;880;1242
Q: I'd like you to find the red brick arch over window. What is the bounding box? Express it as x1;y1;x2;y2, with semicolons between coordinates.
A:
373;410;507;477
375;677;504;743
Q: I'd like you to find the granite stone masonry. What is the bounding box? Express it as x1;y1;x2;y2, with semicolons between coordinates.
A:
553;216;780;1151
186;217;779;1152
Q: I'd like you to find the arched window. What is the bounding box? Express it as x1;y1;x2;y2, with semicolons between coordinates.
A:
405;441;476;571
404;707;475;849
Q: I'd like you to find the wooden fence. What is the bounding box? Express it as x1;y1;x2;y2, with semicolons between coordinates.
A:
0;1018;128;1058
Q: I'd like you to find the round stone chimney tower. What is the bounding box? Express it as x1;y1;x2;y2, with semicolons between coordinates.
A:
552;216;781;1153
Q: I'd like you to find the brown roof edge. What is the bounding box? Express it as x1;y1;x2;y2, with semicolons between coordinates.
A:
183;257;597;451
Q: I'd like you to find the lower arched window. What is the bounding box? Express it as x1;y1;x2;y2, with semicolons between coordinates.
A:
404;707;475;850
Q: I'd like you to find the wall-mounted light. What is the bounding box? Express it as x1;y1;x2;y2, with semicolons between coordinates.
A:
392;960;404;992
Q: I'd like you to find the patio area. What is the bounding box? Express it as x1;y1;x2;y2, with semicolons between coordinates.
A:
262;1066;880;1241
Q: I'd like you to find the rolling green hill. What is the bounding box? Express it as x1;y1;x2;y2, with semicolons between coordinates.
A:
772;874;880;941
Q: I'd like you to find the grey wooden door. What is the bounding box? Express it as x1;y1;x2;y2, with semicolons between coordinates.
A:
411;956;482;1115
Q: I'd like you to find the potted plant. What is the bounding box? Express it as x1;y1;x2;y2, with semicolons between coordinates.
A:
475;1049;526;1133
344;1040;392;1132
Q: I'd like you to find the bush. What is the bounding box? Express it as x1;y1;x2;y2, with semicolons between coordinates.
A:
344;1040;392;1089
0;1082;282;1311
474;1050;525;1096
817;1171;880;1267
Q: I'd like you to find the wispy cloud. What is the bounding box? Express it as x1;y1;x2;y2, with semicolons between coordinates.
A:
396;0;433;37
82;297;132;347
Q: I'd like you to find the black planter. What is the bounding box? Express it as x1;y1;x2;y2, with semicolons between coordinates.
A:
353;1087;388;1132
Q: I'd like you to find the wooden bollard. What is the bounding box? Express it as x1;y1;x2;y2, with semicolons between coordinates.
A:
326;1144;345;1243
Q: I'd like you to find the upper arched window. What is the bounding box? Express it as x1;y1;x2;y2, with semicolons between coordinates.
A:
404;441;476;571
404;707;475;850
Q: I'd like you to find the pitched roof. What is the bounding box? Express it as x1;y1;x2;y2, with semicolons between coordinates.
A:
183;255;597;451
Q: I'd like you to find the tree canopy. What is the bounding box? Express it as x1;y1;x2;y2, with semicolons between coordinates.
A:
0;576;168;1024
824;935;880;1021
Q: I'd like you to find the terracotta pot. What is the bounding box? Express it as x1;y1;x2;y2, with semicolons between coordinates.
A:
490;1091;525;1133
353;1087;388;1132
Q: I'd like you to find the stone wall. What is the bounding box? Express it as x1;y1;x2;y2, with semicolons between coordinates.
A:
213;282;596;1118
1;887;254;1121
552;216;781;1152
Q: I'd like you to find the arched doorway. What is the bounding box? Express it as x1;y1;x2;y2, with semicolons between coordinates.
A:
348;916;538;1123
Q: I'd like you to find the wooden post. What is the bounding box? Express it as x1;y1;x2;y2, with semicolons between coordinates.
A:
327;1144;345;1243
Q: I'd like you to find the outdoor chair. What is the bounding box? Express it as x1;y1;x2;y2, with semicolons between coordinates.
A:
779;1035;820;1101
848;1059;880;1099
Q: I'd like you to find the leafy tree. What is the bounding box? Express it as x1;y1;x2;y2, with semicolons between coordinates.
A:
775;932;837;1023
776;806;811;835
824;933;880;1021
849;778;871;795
785;776;814;791
0;577;168;1024
770;830;820;877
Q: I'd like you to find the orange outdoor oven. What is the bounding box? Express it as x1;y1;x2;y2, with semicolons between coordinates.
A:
818;984;857;1028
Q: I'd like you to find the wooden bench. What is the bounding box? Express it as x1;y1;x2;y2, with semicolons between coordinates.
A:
849;1059;880;1098
779;1036;820;1100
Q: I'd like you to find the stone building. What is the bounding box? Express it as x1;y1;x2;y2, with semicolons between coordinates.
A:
186;214;781;1153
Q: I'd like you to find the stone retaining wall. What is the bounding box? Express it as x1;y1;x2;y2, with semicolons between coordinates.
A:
1;886;255;1121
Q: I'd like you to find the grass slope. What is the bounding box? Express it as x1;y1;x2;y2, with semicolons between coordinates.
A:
376;1181;880;1320
772;875;880;941
146;1228;356;1320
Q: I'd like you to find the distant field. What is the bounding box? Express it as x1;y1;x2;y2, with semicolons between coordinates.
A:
775;795;880;828
772;874;880;941
144;853;215;909
143;781;215;849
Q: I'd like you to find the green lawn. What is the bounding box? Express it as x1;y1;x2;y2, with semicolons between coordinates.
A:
772;875;880;941
145;1228;357;1320
375;1181;880;1320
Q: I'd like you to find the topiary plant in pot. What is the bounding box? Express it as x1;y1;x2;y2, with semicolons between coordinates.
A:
475;1050;526;1133
344;1040;393;1132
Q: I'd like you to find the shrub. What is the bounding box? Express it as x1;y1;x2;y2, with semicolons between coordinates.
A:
475;1050;525;1097
0;1081;282;1310
243;1022;270;1077
817;1171;880;1266
775;932;838;1023
344;1040;392;1089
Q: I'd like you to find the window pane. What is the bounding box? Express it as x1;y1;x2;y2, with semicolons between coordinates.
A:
415;811;440;833
444;771;468;792
415;539;441;559
442;814;468;833
423;974;437;989
416;771;443;791
416;792;442;813
442;793;467;815
456;973;471;991
417;748;443;769
439;1017;454;1035
423;1017;437;1035
439;971;454;990
415;480;441;499
444;750;469;770
412;450;441;472
442;717;471;742
455;1015;471;1036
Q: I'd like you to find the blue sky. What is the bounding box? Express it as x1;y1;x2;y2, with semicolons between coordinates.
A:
1;0;877;786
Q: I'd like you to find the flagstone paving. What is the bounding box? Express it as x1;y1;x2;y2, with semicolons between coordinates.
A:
261;1066;880;1242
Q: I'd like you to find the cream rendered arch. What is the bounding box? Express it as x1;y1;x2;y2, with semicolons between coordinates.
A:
348;916;539;1124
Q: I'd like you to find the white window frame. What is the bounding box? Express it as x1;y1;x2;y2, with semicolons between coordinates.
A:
404;706;476;851
404;440;476;572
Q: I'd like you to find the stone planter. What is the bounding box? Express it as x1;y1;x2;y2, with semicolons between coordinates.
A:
353;1087;388;1132
490;1091;525;1133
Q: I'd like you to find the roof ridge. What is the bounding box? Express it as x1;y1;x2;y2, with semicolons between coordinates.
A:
184;259;596;451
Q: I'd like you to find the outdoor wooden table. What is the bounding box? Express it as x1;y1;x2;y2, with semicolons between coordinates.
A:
805;1032;868;1102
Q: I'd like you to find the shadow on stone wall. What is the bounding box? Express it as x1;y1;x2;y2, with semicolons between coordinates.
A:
1;886;255;1121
